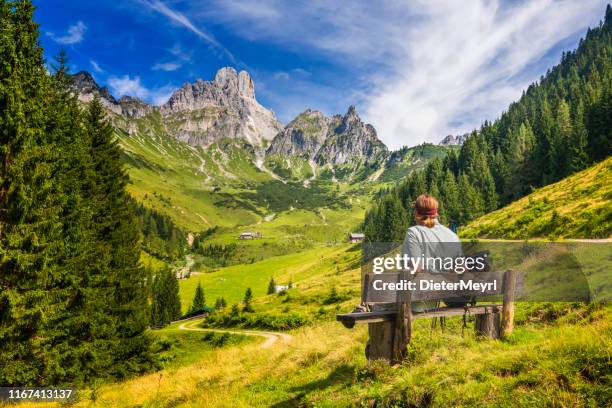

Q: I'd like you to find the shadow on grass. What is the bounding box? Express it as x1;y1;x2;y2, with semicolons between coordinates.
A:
270;363;355;407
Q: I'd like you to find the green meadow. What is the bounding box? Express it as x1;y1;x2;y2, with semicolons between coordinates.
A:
461;156;612;240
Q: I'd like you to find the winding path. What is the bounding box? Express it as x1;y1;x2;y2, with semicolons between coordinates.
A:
178;319;292;349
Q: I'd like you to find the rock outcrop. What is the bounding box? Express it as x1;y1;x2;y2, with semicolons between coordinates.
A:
72;71;122;115
119;96;155;118
266;109;333;159
161;67;282;146
439;133;469;146
266;106;387;166
72;67;282;147
313;106;387;165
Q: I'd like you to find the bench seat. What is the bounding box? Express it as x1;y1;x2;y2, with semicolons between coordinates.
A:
336;304;502;328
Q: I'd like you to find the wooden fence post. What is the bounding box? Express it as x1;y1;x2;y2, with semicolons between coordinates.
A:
501;269;518;338
366;321;395;362
474;306;500;339
392;270;411;364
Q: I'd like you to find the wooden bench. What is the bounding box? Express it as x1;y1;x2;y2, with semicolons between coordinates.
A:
337;269;518;363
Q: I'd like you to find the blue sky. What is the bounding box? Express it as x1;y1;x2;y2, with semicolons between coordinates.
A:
36;0;607;149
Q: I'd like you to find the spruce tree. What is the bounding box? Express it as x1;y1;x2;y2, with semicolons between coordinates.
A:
551;99;572;179
190;282;206;312
243;287;254;312
569;101;589;172
267;277;276;294
151;269;181;326
379;195;406;242
440;170;460;224
42;50;110;385
84;95;154;376
0;0;60;385
214;297;227;310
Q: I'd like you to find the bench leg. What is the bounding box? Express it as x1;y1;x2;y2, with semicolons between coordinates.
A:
366;321;394;362
474;308;500;339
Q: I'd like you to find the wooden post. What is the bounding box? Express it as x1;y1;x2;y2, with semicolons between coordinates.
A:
366;321;394;361
392;270;412;364
474;306;500;339
501;269;518;338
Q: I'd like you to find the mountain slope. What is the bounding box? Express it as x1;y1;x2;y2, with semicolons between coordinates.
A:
461;156;612;239
72;69;454;236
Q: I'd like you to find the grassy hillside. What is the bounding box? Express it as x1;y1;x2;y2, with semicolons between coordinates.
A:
180;243;360;313
115;110;453;238
21;304;610;407
461;156;612;239
14;233;609;407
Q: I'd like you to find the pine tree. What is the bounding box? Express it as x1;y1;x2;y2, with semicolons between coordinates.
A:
84;95;154;377
551;99;572;179
440;170;460;224
569;101;589;172
151;269;182;326
214;297;227;310
267;277;276;294
42;50;111;385
0;0;61;385
457;174;485;223
379;195;406;242
533;97;555;184
190;282;206;312
243;287;254;312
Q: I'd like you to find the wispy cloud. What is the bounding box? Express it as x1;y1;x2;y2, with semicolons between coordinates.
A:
202;0;606;148
107;74;174;105
152;62;182;71
48;21;87;45
90;59;103;73
141;0;235;62
168;43;192;61
151;43;192;72
272;71;290;81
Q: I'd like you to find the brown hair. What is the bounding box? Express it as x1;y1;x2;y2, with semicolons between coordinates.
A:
414;194;439;228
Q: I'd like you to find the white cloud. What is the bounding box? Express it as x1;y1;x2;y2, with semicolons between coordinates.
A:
141;0;235;61
272;71;290;80
48;21;87;45
152;62;182;71
151;43;193;72
107;74;175;105
90;60;103;73
202;0;606;148
168;43;192;61
108;75;150;99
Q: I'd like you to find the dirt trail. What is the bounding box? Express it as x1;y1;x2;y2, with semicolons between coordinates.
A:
178;319;292;349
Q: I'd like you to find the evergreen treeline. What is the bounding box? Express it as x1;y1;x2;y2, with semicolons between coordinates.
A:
0;1;152;386
132;201;187;261
192;242;237;260
364;6;612;242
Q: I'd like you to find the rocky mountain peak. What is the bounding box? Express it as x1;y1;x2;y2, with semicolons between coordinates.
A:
439;133;469;146
266;109;332;159
213;67;255;99
118;96;154;118
72;71;116;104
161;67;281;147
267;105;388;166
335;105;372;137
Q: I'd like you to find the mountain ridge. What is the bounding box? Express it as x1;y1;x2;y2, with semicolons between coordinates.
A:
71;67;445;183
